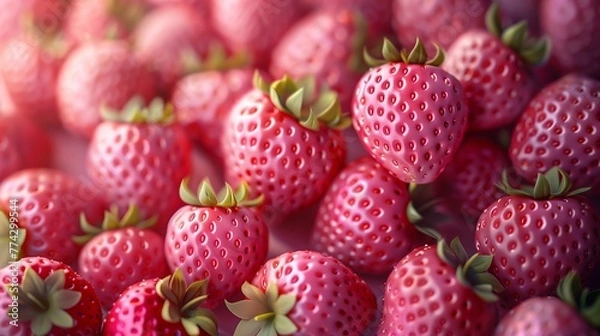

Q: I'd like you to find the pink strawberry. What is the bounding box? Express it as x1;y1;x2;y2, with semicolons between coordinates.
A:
0;256;103;335
352;39;468;184
103;268;218;336
226;250;377;335
164;179;268;309
378;238;502;335
475;168;600;307
86;98;192;235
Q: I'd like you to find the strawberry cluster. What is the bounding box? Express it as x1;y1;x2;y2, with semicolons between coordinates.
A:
0;0;599;335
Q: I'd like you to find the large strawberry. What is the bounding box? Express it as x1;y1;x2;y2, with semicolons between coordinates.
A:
226;250;377;335
352;38;468;184
75;204;169;310
164;179;268;309
0;256;103;335
475;168;600;307
103;268;218;336
378;238;502;335
86;98;192;235
221;73;348;223
509;74;600;194
443;3;548;130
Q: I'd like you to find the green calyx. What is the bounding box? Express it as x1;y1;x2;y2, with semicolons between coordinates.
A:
437;238;503;302
156;268;218;336
485;2;550;66
497;167;590;200
181;43;249;75
179;178;264;208
106;0;146;32
406;183;444;240
254;72;352;131
226;281;298;336
17;268;82;336
364;37;445;67
72;204;157;245
557;271;600;328
0;210;25;268
101;96;175;125
347;11;368;73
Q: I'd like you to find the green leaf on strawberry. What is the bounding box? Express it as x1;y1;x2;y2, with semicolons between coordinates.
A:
179;178;264;208
0;210;25;267
364;37;445;67
557;271;600;328
101;96;176;125
497;166;591;200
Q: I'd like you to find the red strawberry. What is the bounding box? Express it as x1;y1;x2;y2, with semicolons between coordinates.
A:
86;98;192;235
378;238;502;335
540;0;600;78
75;204;169;310
443;3;547;130
221;74;348;222
475;168;600;307
310;156;433;274
0;256;103;335
164;179;268;309
103;268;218;336
352;39;468;184
226;250;377;335
509;74;600;194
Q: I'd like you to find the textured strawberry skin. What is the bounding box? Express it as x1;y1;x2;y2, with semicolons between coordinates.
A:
509;74;600;193
252;250;377;335
352;62;468;184
78;227;169;310
443;30;537;130
379;245;498;336
310;156;429;274
165;205;268;309
87;121;192;235
475;195;600;307
0;257;103;335
222;89;347;218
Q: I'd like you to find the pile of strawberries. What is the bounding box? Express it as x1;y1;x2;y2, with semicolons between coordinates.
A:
1;0;599;335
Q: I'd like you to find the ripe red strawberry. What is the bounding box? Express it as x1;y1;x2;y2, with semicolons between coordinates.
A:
352;39;468;184
378;238;502;335
164;179;268;309
103;268;218;336
475;168;600;307
540;0;600;78
75;204;169;310
0;169;105;265
509;74;600;194
221;74;348;222
310;156;433;274
494;271;600;336
0;256;103;335
226;250;377;335
86;98;192;235
443;3;547;130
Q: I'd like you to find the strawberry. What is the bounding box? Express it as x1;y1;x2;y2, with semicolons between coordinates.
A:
103;268;218;336
443;3;548;130
226;250;377;335
378;238;502;335
0;256;103;335
352;38;468;184
86;98;192;235
494;271;600;336
56;39;156;138
310;156;433;275
475;168;600;307
540;0;600;78
221;73;348;222
75;204;169;310
509;74;600;194
164;179;268;309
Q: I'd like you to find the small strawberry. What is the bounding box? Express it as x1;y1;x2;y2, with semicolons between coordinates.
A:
378;238;502;335
475;167;600;307
0;256;103;335
165;179;268;309
103;268;218;336
226;250;377;335
86;98;192;235
353;38;468;184
74;204;169;310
